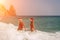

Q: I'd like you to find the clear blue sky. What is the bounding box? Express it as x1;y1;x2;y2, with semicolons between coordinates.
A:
1;0;60;16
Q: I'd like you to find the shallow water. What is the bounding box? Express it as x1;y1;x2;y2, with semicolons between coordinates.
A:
18;16;60;32
0;22;60;40
0;16;60;40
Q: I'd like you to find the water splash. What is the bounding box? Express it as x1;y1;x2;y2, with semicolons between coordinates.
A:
0;22;60;40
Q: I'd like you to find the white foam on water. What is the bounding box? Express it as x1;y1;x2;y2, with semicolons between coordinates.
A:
0;22;60;40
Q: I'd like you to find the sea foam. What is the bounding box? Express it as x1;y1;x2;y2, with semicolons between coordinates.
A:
0;22;60;40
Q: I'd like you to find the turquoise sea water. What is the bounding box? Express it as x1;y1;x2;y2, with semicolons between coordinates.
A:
19;16;60;32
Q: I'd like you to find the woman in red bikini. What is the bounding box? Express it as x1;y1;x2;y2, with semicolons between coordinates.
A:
30;18;35;32
17;18;26;30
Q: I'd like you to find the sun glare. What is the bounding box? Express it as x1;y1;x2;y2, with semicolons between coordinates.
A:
0;0;5;4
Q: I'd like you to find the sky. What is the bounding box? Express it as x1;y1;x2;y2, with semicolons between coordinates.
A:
0;0;60;16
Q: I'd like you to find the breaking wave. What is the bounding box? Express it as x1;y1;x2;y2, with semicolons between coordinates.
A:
0;22;60;40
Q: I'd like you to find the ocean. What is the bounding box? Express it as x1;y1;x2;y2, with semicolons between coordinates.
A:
18;16;60;32
0;16;60;40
